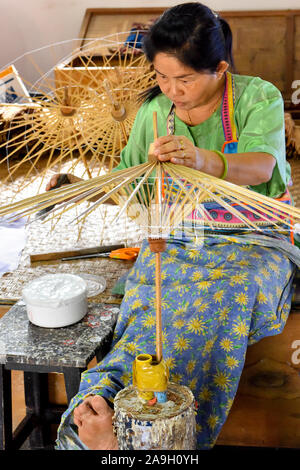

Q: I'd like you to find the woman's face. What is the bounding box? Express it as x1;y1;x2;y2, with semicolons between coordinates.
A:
153;53;224;111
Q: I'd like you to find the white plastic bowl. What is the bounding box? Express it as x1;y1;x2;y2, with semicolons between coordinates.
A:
22;273;88;328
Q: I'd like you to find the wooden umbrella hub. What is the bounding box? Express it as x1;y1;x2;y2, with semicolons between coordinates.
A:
111;103;127;122
60;87;76;117
148;238;166;253
60;105;76;117
103;78;127;122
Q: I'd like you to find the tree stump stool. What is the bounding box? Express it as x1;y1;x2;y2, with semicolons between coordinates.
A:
113;382;196;450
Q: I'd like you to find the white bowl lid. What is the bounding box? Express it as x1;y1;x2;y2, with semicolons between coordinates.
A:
22;273;87;308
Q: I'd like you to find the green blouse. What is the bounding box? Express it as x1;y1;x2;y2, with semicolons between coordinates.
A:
115;74;290;198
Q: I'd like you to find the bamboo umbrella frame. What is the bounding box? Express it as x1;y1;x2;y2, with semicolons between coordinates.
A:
0;32;156;189
2;152;300;232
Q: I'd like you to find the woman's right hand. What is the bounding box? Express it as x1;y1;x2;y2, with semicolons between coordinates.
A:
45;173;83;191
73;395;118;450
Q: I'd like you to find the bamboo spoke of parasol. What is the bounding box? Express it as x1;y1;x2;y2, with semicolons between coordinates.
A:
170;163;300;225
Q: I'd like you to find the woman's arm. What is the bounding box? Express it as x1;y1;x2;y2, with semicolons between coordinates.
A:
199;149;276;185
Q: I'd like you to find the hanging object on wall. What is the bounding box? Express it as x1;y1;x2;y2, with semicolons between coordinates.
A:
0;65;31;104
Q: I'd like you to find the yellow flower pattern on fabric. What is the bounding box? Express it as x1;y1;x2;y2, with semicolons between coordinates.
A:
218;306;231;324
220;337;234;352
230;272;248;286
209;268;226;280
187;316;208;335
191;271;203;281
213;369;231;391
257;291;268;304
173;318;185;329
232;319;249;338
193;299;209;312
234;292;249;307
174;335;192;353
165;356;176;370
213;289;225;303
142;313;156;328
225;356;239;370
199;386;213;401
207;414;220;430
187;359;197;374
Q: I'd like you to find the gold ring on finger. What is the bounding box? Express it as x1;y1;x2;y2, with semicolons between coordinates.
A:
180;139;185;150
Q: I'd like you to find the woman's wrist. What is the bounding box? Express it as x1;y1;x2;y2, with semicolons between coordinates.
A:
68;174;83;184
212;151;228;179
193;148;228;179
194;147;205;171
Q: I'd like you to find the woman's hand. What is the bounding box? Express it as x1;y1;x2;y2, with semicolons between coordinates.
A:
153;135;204;171
73;395;118;450
45;173;83;191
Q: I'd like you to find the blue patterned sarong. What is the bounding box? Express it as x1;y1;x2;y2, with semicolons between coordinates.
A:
56;230;299;450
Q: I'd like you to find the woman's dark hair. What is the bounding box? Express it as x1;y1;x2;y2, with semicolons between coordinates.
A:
141;2;235;101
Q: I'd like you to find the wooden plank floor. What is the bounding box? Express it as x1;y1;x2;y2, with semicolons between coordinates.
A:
217;310;300;448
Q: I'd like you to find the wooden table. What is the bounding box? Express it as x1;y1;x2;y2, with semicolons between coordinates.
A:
0;301;119;450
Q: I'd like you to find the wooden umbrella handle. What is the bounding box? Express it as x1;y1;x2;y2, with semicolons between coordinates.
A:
155;251;163;363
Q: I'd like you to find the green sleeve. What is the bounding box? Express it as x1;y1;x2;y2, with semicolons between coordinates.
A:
235;78;290;197
113;95;173;172
113;101;154;172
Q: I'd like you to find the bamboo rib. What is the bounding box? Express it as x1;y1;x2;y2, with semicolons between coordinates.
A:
0;162;153;221
166;164;262;230
171;163;300;221
162;164;216;230
69;162;156;225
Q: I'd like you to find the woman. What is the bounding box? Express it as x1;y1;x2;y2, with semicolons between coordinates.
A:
54;3;298;450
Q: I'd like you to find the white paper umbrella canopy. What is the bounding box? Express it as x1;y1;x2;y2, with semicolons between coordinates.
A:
0;32;155;188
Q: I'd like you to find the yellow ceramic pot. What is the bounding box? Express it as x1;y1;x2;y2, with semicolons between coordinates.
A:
133;353;169;401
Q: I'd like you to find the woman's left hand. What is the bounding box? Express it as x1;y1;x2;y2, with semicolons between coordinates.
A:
153;135;204;171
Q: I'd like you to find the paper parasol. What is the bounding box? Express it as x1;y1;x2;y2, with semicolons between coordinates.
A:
0;31;155;189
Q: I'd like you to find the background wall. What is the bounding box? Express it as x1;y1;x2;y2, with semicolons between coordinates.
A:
1;0;300;84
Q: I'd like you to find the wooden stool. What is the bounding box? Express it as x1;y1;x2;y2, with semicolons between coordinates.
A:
0;301;118;450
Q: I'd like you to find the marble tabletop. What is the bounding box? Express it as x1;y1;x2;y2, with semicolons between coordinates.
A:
0;301;120;368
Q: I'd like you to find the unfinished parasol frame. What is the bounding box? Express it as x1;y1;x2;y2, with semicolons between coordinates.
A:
0;32;156;188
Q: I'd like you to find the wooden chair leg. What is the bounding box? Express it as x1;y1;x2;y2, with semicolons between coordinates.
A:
63;368;85;404
0;365;12;450
24;372;50;449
